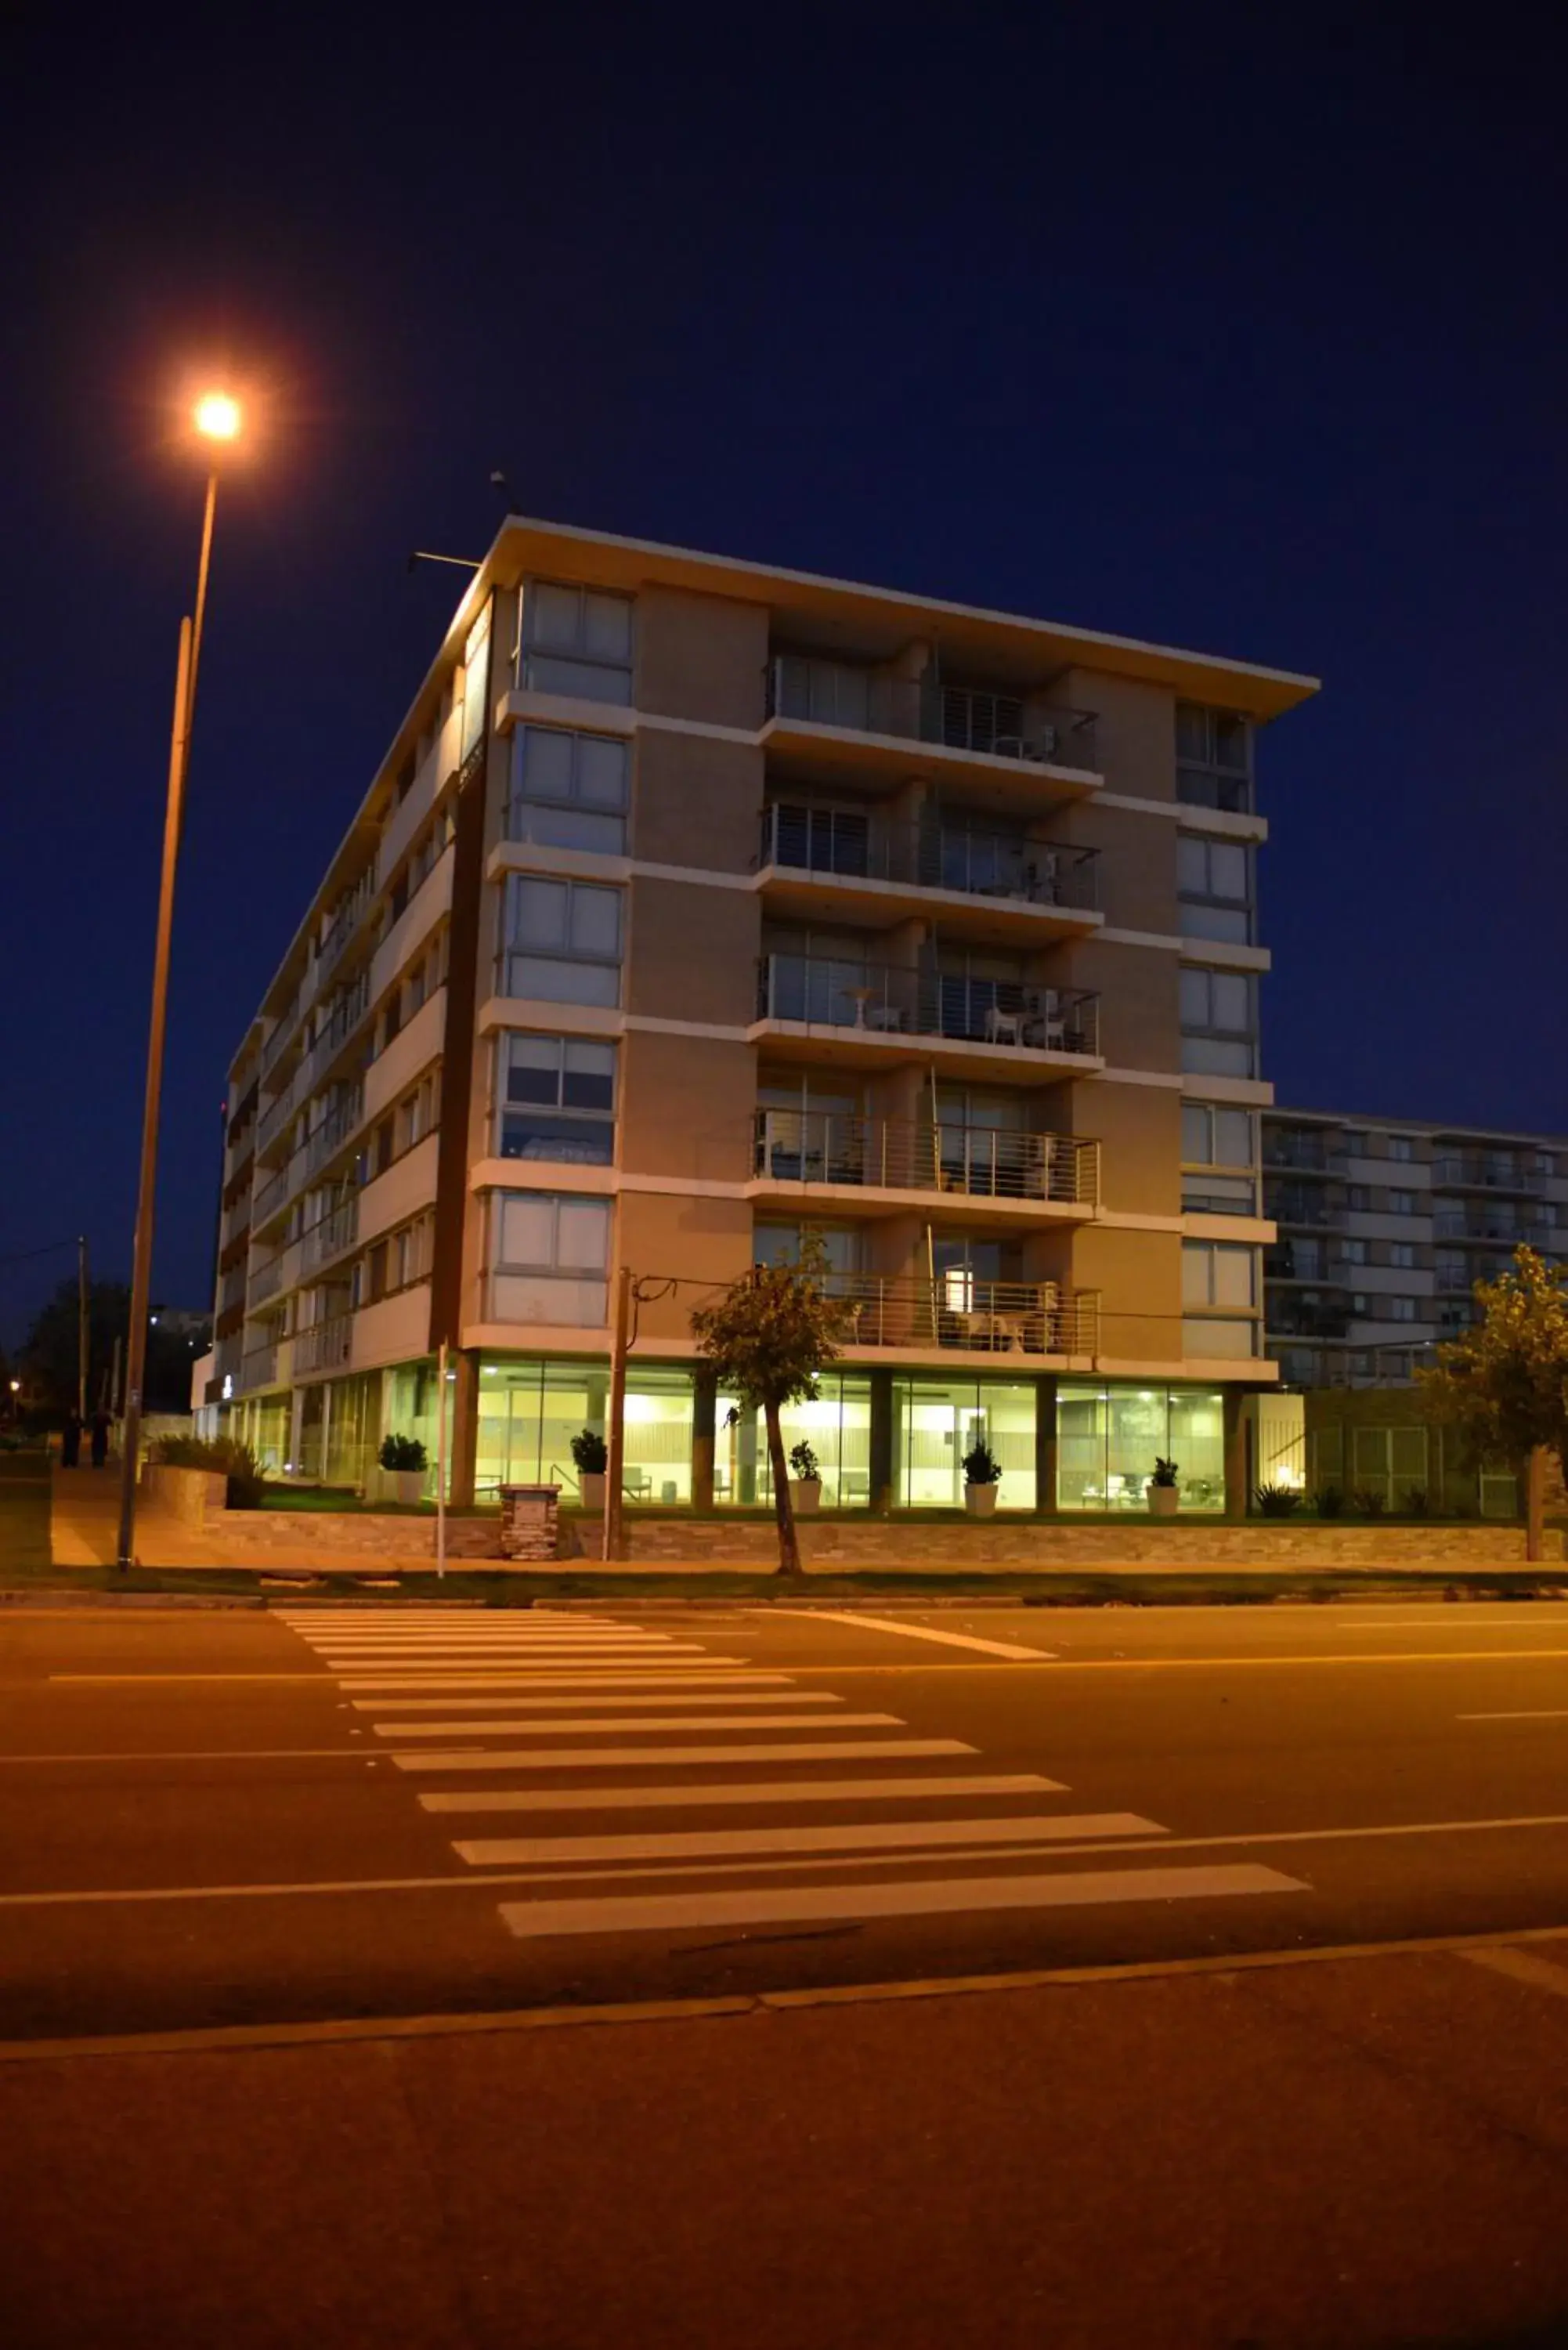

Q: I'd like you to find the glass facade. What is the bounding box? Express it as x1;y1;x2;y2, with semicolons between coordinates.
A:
892;1377;1037;1509
715;1375;873;1507
475;1360;693;1504
1057;1384;1226;1512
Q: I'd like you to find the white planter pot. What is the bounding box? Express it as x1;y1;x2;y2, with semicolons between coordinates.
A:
577;1471;605;1512
965;1484;999;1517
394;1469;425;1508
1147;1483;1180;1517
792;1478;822;1515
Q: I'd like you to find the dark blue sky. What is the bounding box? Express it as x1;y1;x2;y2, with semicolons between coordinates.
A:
5;4;1566;1346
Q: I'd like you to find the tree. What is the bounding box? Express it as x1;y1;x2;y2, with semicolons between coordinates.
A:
20;1278;203;1419
1418;1247;1568;1562
690;1238;854;1574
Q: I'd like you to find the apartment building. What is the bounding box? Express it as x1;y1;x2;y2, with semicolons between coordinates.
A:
1263;1108;1568;1387
209;519;1316;1517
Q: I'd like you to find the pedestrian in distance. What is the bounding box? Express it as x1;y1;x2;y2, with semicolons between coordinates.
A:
89;1408;110;1468
61;1411;82;1469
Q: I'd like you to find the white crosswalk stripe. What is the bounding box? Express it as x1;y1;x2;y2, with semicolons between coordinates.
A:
275;1610;1306;1949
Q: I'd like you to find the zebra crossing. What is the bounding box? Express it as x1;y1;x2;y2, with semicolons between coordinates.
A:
276;1609;1306;1947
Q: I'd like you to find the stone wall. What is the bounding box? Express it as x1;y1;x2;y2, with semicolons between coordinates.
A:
211;1511;500;1558
140;1465;228;1526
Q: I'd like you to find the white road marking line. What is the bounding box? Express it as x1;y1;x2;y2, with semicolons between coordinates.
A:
1461;1947;1568;1997
355;1690;836;1712
497;1862;1304;1941
310;1640;692;1656
338;1672;783;1692
316;1649;722;1666
764;1609;1054;1661
1458;1710;1568;1723
395;1737;976;1773
420;1773;1062;1814
1339;1618;1568;1631
453;1813;1166;1867
373;1712;898;1738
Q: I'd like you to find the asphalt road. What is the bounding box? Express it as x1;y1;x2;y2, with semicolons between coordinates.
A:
7;1596;1568;2039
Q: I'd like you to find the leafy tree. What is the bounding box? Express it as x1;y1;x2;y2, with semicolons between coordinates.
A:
20;1278;204;1418
1419;1247;1568;1560
690;1237;854;1574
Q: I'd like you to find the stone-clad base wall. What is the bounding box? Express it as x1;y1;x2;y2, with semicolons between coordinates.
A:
209;1513;500;1559
561;1519;1562;1567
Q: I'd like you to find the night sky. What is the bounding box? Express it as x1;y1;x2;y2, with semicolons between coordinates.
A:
5;5;1566;1347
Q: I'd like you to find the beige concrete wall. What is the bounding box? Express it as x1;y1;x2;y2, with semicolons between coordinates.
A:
623;877;759;1025
635;587;768;730
620;1032;757;1184
1057;938;1180;1074
1070;1222;1183;1359
615;1191;753;1340
1060;668;1178;801
633;731;763;874
1068;1079;1183;1218
1054;799;1180;936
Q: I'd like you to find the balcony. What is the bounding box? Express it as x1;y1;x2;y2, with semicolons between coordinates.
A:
300;1198;359;1278
293;1315;353;1376
1432;1153;1542;1196
1262;1137;1335;1174
1434;1214;1554;1247
246;1251;284;1310
255;1076;298;1159
762;656;1099;802
305;1085;366;1181
316;873;376;989
753;1112;1099;1213
240;1340;280;1390
756;805;1100;944
301;973;371;1099
260;992;302;1079
753;956;1100;1081
822;1272;1099;1358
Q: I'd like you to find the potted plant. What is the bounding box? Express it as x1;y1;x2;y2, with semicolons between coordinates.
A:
571;1426;608;1511
378;1433;428;1507
1147;1456;1180;1517
789;1439;823;1513
963;1439;1003;1517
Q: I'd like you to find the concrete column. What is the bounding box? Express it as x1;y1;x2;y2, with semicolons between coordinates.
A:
691;1365;717;1510
869;1368;895;1513
447;1348;479;1507
1223;1388;1248;1521
1035;1374;1059;1514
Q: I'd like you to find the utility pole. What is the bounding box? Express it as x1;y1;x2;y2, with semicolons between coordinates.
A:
77;1235;89;1422
602;1266;632;1564
436;1339;449;1581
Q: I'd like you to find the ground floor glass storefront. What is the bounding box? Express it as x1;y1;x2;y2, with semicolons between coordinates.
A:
893;1379;1037;1510
716;1376;872;1508
1057;1383;1227;1512
476;1361;694;1503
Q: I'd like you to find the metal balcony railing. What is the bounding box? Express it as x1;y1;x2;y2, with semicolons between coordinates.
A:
756;956;1100;1059
317;874;375;985
240;1342;280;1390
757;805;1099;912
1432;1153;1540;1194
260;993;302;1079
292;1316;352;1376
766;656;1098;773
753;1112;1100;1206
255;1076;297;1155
1262;1137;1335;1173
300;1200;359;1278
302;974;371;1096
1434;1213;1553;1246
245;1253;284;1310
305;1086;366;1180
817;1272;1098;1356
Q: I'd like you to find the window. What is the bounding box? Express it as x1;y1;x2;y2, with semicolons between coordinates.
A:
488;1191;611;1325
1180;967;1255;1078
1387;1296;1419;1323
1182;1239;1258;1355
1388;1134;1415;1162
503;875;623;1005
1339;1238;1367;1266
1536;1151;1555;1177
1176;835;1252;943
1181;1101;1257;1215
1176;704;1251;812
519;581;633;706
1388;1190;1417;1215
1389;1242;1416;1270
460;605;492;763
362;1213;433;1303
497;1034;616;1163
507;726;629;855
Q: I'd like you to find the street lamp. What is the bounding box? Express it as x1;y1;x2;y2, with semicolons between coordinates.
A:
116;392;243;1568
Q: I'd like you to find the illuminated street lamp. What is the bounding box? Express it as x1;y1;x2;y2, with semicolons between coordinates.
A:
116;392;243;1568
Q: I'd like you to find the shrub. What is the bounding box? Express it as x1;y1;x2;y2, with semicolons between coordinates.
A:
1253;1482;1302;1517
962;1440;1003;1487
1402;1487;1431;1517
1150;1456;1180;1488
151;1433;266;1509
379;1434;428;1473
789;1440;821;1482
569;1427;608;1475
1352;1486;1387;1518
1313;1483;1346;1518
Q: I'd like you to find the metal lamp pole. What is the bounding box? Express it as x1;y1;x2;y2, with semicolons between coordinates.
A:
117;411;234;1570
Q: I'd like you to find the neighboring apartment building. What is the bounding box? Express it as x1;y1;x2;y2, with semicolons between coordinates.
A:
1263;1108;1568;1388
208;519;1316;1516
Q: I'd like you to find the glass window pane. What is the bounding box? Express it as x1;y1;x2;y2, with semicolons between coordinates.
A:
1179;968;1209;1025
568;886;622;957
1176;837;1208;894
1181;1102;1211;1163
1213;1108;1252;1167
562;1041;616;1109
583;592;632;662
1212;1245;1255;1307
1211;973;1251;1032
505;1036;561;1104
498;1194;555;1266
527;584;580;649
513;803;626;854
1176;706;1210;761
555;1198;610;1271
526;653;631;705
1214;714;1248;771
500;1112;613;1164
508;877;567;949
1182;1242;1211;1307
1209;842;1248;901
505;954;620;1007
517;728;576;801
576;735;628;806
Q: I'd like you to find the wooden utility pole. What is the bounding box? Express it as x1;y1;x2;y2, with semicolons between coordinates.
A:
602;1266;632;1563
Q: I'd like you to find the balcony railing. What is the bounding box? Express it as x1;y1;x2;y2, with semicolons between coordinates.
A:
757;956;1100;1059
766;656;1098;773
240;1341;280;1390
246;1252;284;1310
251;1164;290;1224
302;974;371;1097
300;1199;359;1278
255;1076;297;1155
1263;1137;1335;1173
1433;1154;1540;1194
305;1085;366;1180
757;806;1099;911
1434;1214;1554;1246
316;874;375;985
293;1316;352;1376
817;1272;1098;1356
260;993;301;1078
754;1112;1099;1206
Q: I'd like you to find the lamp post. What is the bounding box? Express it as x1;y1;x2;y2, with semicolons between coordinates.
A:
116;392;240;1570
